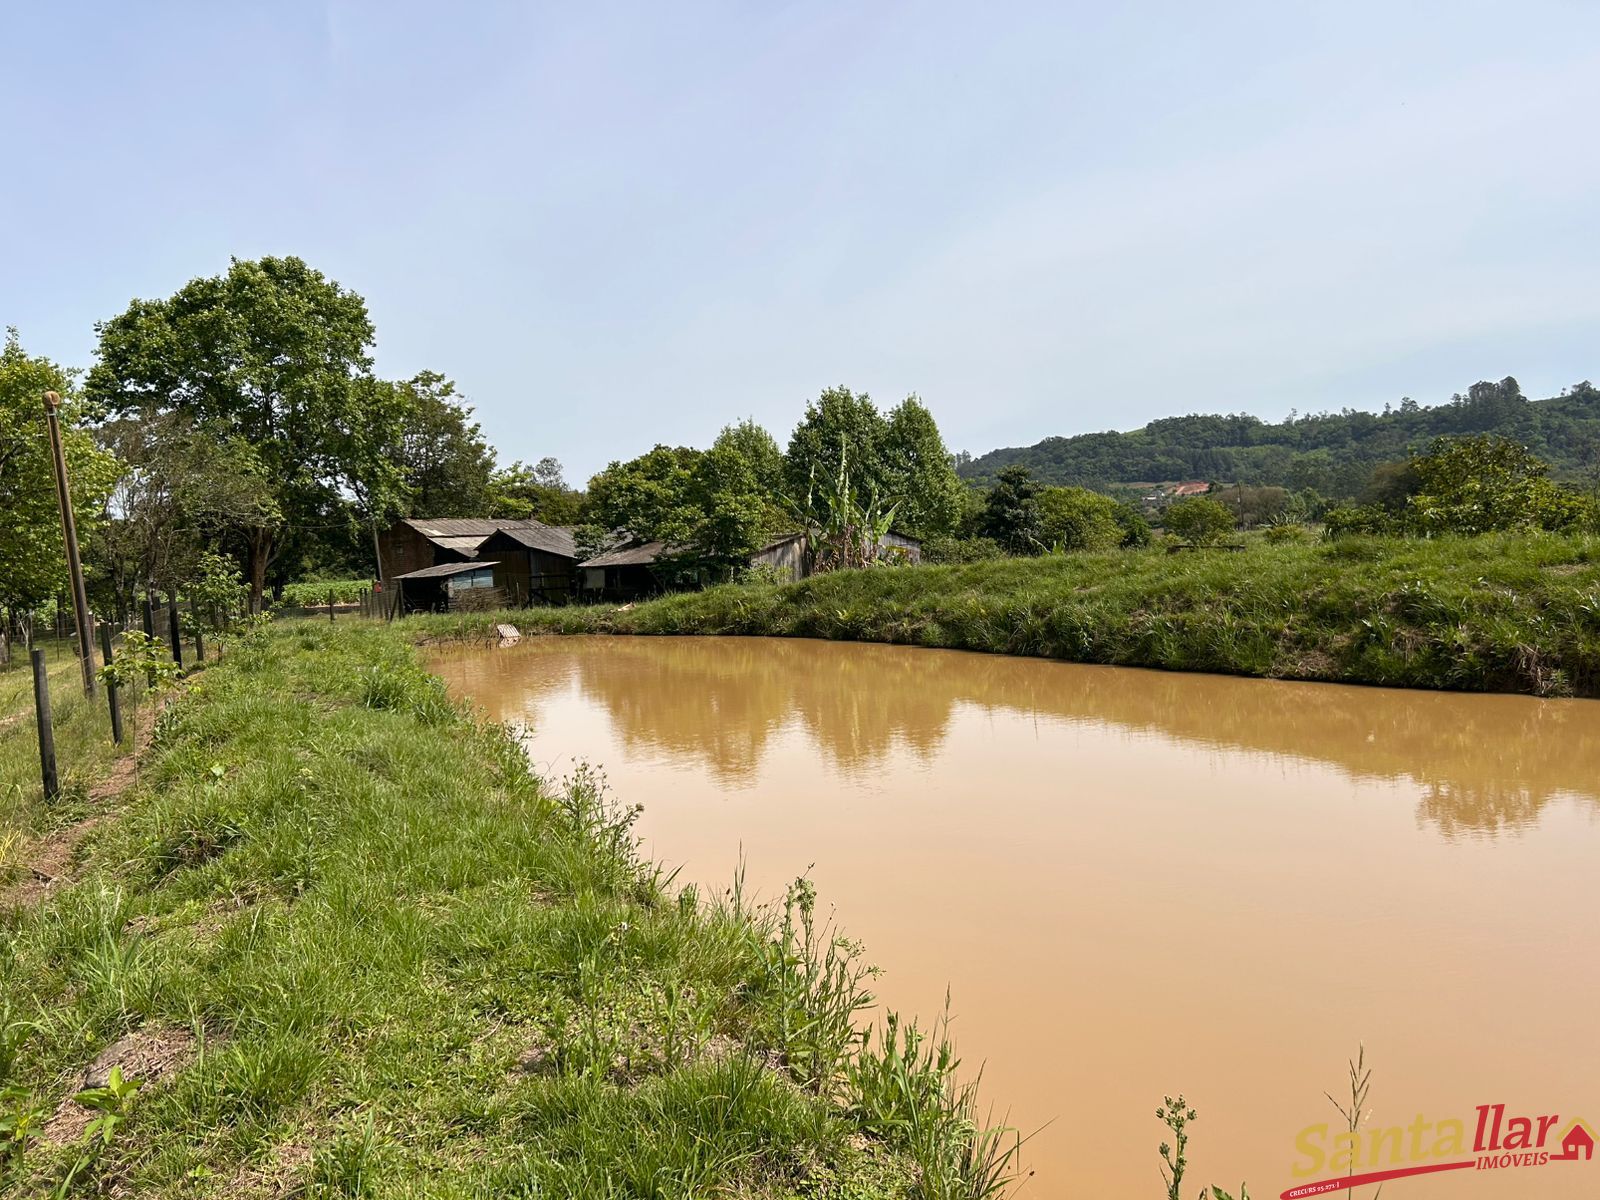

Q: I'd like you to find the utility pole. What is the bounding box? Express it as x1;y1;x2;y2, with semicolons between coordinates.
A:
43;391;95;696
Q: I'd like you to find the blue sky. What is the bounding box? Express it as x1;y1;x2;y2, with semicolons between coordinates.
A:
5;1;1598;482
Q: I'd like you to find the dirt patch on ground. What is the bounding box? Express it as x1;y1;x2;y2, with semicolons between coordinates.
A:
215;1136;316;1199
0;690;178;912
42;1025;198;1145
0;814;109;910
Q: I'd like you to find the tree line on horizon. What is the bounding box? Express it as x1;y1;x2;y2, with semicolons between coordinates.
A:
960;376;1600;497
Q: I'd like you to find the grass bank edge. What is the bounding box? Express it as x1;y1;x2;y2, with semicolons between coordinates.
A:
414;532;1600;698
1;622;1018;1198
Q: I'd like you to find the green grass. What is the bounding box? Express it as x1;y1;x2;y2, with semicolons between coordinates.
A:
412;531;1600;697
0;640;132;841
0;623;1013;1198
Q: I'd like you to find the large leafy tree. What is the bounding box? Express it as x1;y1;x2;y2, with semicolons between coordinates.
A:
490;457;587;525
86;256;389;610
882;396;963;537
0;331;120;615
697;424;785;564
784;387;891;521
94;410;279;614
587;428;781;569
389;371;496;516
1407;434;1589;534
715;418;785;495
587;445;704;546
785;387;962;537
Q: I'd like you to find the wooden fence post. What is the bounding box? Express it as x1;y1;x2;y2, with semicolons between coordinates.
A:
167;595;184;669
31;649;58;800
328;589;336;623
100;623;123;746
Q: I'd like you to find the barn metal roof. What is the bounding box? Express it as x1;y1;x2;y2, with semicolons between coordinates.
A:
392;560;501;581
483;522;578;558
403;518;505;538
431;535;491;556
579;541;672;568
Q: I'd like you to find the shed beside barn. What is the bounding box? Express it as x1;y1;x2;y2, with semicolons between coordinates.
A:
749;533;810;582
392;561;501;614
579;541;673;601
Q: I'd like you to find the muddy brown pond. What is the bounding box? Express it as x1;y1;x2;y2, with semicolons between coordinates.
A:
433;636;1600;1199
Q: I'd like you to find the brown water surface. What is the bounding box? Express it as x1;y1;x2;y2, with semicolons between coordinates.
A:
433;636;1600;1199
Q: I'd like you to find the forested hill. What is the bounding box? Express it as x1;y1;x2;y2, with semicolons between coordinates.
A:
960;378;1600;498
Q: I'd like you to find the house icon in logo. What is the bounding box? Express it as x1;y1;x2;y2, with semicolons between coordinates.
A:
1551;1119;1596;1162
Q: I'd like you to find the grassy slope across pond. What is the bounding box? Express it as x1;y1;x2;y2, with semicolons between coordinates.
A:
423;533;1600;697
0;624;1009;1198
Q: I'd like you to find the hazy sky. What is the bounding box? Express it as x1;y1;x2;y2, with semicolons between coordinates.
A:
5;2;1598;482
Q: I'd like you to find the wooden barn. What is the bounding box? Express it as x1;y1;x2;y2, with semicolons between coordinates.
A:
377;518;581;608
480;524;580;605
377;518;504;580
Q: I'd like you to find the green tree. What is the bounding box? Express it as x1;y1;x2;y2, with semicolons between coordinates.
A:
0;331;120;615
588;437;779;569
1163;496;1235;545
587;445;703;546
1112;500;1153;547
785;387;963;538
785;387;891;523
86;256;389;610
390;371;496;516
691;439;777;568
978;465;1042;553
1407;435;1590;534
1358;460;1420;512
1036;486;1122;551
490;457;587;525
882;396;964;537
94;409;278;616
714;418;785;496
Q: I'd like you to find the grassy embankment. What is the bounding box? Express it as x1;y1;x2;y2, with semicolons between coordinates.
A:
0;622;1013;1198
417;532;1600;697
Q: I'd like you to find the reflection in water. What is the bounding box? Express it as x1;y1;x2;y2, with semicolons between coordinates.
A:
433;637;1600;1199
438;636;1600;837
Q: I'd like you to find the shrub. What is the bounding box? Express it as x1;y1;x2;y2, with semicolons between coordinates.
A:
1163;497;1235;545
1401;435;1595;535
1323;504;1397;538
1262;522;1309;544
1036;486;1122;552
